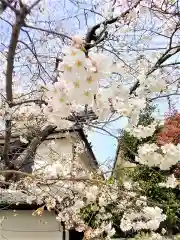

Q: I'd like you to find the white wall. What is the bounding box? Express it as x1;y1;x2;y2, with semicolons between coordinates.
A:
0;210;68;240
34;134;73;169
34;131;96;173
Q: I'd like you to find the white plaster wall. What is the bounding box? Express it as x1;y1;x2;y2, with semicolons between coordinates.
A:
34;132;95;173
0;210;67;240
34;136;73;169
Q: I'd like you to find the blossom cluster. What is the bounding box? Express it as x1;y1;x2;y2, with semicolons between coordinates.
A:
43;46;112;126
136;143;180;170
120;205;166;232
126;122;157;139
42;38;150;127
0;101;45;133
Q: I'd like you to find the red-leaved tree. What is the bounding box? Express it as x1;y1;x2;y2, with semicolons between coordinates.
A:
157;111;180;178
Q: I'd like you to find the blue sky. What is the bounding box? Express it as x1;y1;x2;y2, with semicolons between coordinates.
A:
88;125;118;166
88;117;128;166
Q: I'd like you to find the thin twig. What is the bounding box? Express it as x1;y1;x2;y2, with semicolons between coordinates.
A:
23;23;72;40
28;0;41;11
150;93;180;101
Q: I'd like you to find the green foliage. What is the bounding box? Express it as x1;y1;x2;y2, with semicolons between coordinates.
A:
126;166;180;234
127;165;164;183
138;104;156;126
107;176;115;184
80;204;100;228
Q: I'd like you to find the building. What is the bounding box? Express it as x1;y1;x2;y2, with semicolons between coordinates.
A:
112;141;136;179
0;115;99;240
0;206;66;240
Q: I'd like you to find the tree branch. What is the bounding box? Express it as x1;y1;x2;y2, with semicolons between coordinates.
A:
11;99;47;107
129;80;140;95
129;33;180;95
3;5;28;167
14;125;56;170
0;0;19;13
84;0;141;50
5;125;56;181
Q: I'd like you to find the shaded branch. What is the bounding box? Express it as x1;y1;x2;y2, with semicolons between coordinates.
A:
0;0;18;13
85;0;141;50
14;125;56;170
129;80;140;95
87;124;118;139
11;99;47;107
5;125;56;182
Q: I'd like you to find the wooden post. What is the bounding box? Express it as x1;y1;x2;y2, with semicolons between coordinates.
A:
69;229;84;240
61;222;66;240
